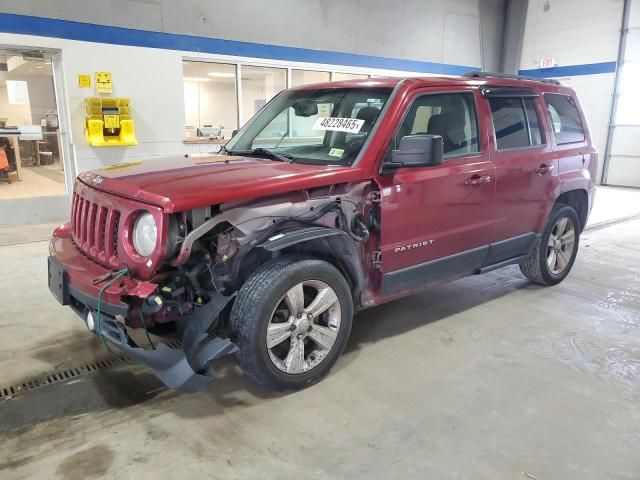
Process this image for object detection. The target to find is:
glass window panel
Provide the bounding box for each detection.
[333,73,369,81]
[227,87,392,166]
[241,66,286,126]
[523,98,543,145]
[543,93,585,144]
[0,56,65,200]
[489,97,530,150]
[291,70,330,87]
[182,61,238,139]
[394,93,479,157]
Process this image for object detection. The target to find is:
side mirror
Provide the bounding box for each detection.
[382,134,443,174]
[231,129,238,138]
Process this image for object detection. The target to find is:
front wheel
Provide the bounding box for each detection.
[520,204,580,286]
[230,257,353,391]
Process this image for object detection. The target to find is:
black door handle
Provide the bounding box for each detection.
[535,164,554,175]
[465,174,492,186]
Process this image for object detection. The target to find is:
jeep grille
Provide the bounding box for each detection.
[71,191,122,269]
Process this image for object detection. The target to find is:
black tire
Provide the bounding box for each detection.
[520,204,581,286]
[230,256,353,391]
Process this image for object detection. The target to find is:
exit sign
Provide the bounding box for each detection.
[540,58,556,69]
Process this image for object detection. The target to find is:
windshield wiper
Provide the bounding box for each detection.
[227,148,295,163]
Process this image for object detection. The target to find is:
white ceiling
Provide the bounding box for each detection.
[4,55,52,76]
[0,48,54,79]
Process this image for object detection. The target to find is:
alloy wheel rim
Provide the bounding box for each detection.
[546,216,576,275]
[266,279,342,375]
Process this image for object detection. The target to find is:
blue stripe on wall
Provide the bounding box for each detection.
[0,13,477,76]
[519,61,617,78]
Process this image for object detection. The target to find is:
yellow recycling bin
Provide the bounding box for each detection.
[84,97,137,147]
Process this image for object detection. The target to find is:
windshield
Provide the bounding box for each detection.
[225,87,393,166]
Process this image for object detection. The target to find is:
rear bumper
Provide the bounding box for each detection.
[48,227,238,392]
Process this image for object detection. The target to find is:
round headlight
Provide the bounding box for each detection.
[132,212,157,257]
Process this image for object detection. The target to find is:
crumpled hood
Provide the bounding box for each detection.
[78,154,362,212]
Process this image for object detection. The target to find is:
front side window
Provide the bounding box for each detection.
[392,93,480,157]
[489,97,544,150]
[543,94,585,144]
[226,87,392,166]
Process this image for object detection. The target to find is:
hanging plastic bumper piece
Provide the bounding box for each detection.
[98,293,237,392]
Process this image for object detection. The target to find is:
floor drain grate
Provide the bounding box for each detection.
[0,340,183,401]
[0,357,128,400]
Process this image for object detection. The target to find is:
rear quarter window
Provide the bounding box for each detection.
[543,93,585,144]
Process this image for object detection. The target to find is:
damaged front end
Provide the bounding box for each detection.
[97,293,237,392]
[54,181,375,393]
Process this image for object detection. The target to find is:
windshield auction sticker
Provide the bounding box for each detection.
[313,117,364,133]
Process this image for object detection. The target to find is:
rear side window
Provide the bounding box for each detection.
[488,97,544,150]
[543,94,585,144]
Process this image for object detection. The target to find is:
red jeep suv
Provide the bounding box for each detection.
[49,72,596,392]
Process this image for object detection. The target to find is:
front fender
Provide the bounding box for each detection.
[258,226,365,300]
[259,226,347,252]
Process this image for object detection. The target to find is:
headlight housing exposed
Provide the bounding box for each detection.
[132,212,157,257]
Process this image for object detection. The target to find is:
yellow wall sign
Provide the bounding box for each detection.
[78,74,91,88]
[95,71,113,93]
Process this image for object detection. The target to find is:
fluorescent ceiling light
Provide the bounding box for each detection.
[183,76,212,82]
[207,71,235,78]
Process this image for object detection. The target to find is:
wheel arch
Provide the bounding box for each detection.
[555,189,588,231]
[236,227,365,304]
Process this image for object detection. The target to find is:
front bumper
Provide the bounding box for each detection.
[96,296,237,392]
[48,231,238,392]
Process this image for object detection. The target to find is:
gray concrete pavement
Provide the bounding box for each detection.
[1,218,639,479]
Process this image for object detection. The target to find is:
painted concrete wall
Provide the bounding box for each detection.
[0,0,506,71]
[520,0,624,183]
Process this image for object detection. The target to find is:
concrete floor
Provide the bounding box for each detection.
[1,202,640,479]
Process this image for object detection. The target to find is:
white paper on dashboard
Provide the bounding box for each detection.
[312,117,364,134]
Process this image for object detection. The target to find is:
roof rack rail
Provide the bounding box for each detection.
[463,71,561,86]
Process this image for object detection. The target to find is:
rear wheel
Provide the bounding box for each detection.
[520,204,580,286]
[230,257,353,391]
